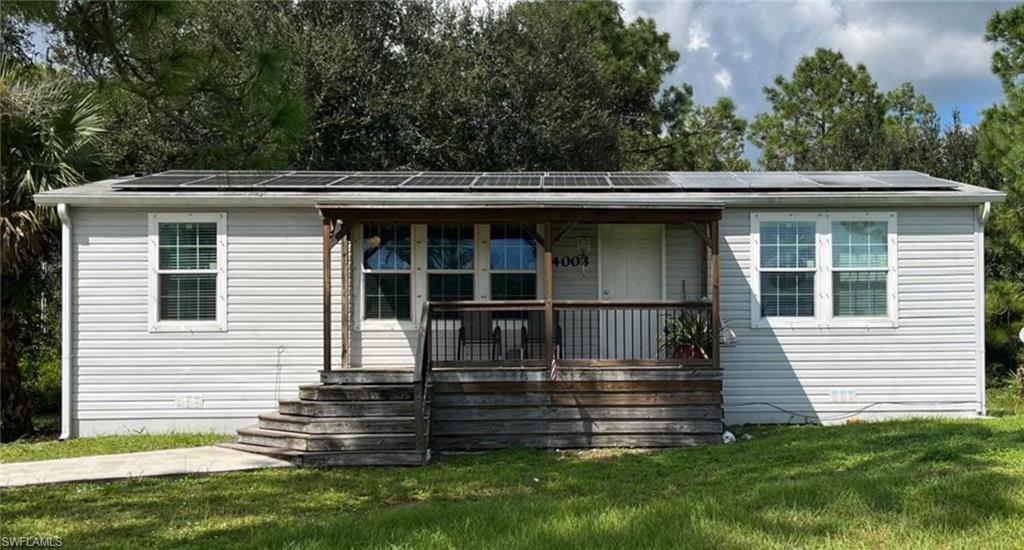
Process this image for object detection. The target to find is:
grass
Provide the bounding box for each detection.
[2,394,1023,549]
[0,432,232,464]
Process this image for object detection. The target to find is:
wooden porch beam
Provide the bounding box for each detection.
[552,221,577,247]
[688,221,713,250]
[543,221,555,368]
[519,223,546,250]
[322,219,333,372]
[320,207,722,225]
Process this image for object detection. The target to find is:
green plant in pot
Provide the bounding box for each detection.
[661,310,713,360]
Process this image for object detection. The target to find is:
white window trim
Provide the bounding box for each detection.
[359,223,414,328]
[148,212,227,333]
[750,211,898,329]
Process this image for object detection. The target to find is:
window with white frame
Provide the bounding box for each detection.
[831,220,889,317]
[362,224,412,320]
[757,219,818,318]
[489,224,537,300]
[148,213,226,331]
[427,224,475,302]
[751,212,897,327]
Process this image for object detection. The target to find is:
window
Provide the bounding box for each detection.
[758,220,817,318]
[363,224,412,320]
[148,213,226,332]
[427,224,475,302]
[490,224,537,300]
[751,212,897,328]
[831,219,891,318]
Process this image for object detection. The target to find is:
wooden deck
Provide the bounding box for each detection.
[228,366,723,465]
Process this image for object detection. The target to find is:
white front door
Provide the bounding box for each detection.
[599,225,663,358]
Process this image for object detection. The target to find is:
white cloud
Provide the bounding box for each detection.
[688,22,710,51]
[714,69,733,90]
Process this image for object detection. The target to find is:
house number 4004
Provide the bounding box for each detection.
[553,255,590,268]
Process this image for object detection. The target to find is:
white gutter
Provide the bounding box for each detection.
[975,203,988,416]
[57,204,74,439]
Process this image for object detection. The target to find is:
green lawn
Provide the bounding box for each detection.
[2,398,1023,549]
[0,432,232,464]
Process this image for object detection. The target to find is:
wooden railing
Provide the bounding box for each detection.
[412,303,432,461]
[425,300,716,368]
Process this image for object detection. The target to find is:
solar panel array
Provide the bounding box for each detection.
[111,170,961,192]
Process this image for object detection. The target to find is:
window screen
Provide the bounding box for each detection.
[832,221,888,317]
[157,222,218,321]
[759,221,816,317]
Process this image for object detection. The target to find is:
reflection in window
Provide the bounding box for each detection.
[760,221,816,317]
[363,224,412,319]
[832,221,888,317]
[428,225,474,302]
[490,225,537,301]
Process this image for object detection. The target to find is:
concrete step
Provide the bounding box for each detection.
[257,412,417,434]
[219,442,426,467]
[237,426,416,452]
[319,369,415,385]
[279,399,417,417]
[298,384,414,402]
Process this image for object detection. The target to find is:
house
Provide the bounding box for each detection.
[35,170,1005,465]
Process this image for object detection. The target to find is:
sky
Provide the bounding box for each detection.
[621,1,1010,155]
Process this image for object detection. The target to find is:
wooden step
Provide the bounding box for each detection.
[219,442,427,467]
[279,399,416,417]
[258,412,417,434]
[237,426,416,452]
[320,369,415,385]
[298,384,414,402]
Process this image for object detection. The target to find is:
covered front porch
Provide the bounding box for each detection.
[227,205,725,464]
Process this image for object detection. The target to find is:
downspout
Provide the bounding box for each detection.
[57,204,74,439]
[976,202,991,416]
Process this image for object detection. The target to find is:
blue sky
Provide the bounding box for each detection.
[622,1,1010,132]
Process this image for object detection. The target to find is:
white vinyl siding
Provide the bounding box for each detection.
[67,207,984,435]
[723,207,983,424]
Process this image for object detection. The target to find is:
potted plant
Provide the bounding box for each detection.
[661,310,713,360]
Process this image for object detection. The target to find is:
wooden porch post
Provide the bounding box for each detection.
[322,218,333,372]
[710,219,721,370]
[543,221,555,367]
[700,223,709,299]
[340,232,350,369]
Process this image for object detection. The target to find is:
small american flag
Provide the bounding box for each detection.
[549,358,560,381]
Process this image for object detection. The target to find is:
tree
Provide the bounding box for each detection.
[878,82,942,172]
[0,59,106,440]
[979,4,1024,379]
[749,48,887,170]
[38,0,307,172]
[628,86,750,170]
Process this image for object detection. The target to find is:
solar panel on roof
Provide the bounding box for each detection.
[263,174,349,188]
[864,172,955,189]
[801,173,890,188]
[474,174,543,188]
[328,173,414,187]
[181,174,281,188]
[608,174,676,188]
[401,174,478,187]
[675,173,748,190]
[111,174,210,189]
[740,173,821,189]
[544,174,611,188]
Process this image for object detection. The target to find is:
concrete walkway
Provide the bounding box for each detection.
[0,446,292,488]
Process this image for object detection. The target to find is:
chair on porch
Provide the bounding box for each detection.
[520,311,562,360]
[457,311,503,361]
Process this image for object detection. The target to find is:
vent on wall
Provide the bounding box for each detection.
[829,389,857,403]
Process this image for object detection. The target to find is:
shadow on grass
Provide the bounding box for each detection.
[2,417,1023,549]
